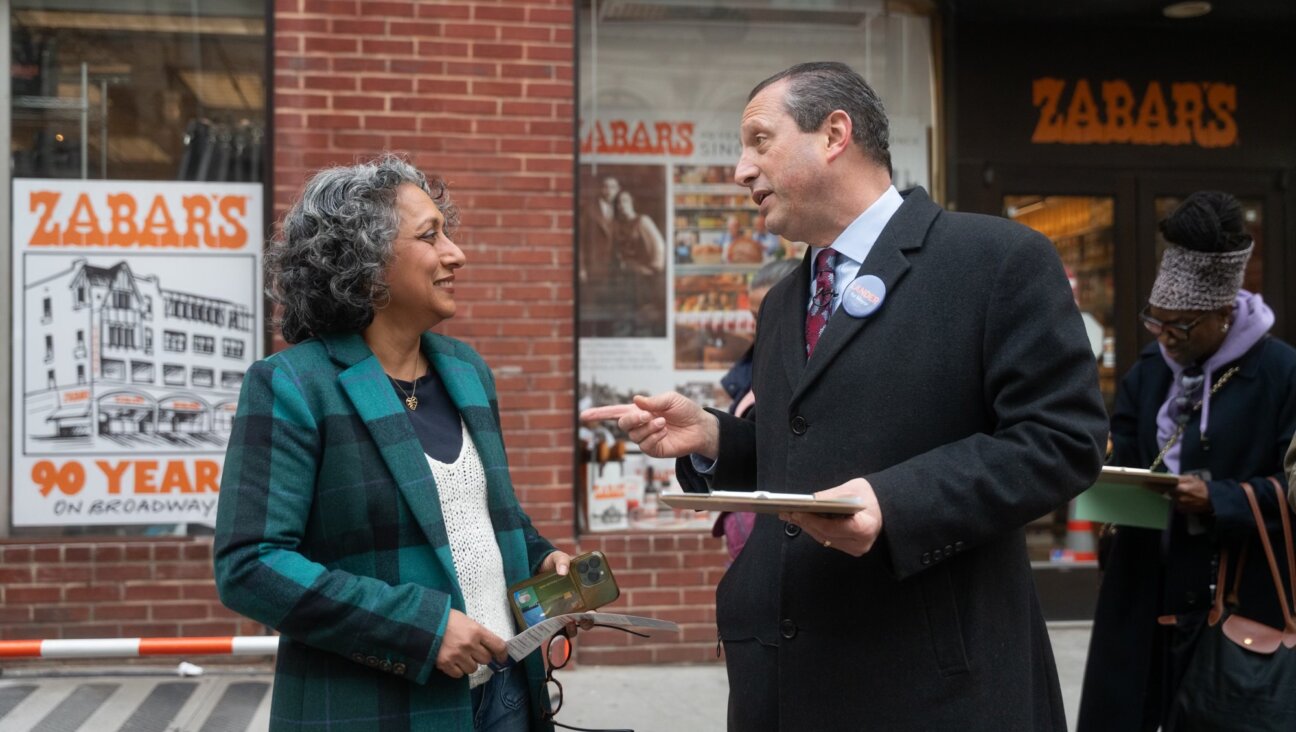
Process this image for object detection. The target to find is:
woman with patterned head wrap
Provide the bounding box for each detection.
[1078,191,1296,731]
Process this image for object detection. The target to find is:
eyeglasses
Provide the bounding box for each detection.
[1140,306,1212,340]
[543,625,647,732]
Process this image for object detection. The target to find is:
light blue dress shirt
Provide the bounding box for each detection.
[806,185,904,315]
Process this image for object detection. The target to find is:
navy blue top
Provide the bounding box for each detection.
[391,372,463,463]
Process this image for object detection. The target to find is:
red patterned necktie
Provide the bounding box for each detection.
[805,247,838,357]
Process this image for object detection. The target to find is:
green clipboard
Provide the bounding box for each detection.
[1073,467,1176,530]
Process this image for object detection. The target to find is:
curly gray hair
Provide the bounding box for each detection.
[268,154,459,343]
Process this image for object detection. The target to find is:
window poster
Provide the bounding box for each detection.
[10,179,263,526]
[577,113,807,533]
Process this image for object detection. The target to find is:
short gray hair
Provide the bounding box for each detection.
[268,154,459,343]
[750,62,891,174]
[751,258,799,291]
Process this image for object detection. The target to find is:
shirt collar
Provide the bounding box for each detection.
[821,185,903,265]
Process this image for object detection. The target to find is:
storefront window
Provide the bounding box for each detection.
[7,1,268,537]
[576,1,937,532]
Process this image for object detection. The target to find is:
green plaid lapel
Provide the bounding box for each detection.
[326,333,462,600]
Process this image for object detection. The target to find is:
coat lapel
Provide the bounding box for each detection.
[325,332,462,595]
[779,248,815,388]
[790,188,940,404]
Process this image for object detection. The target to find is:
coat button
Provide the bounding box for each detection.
[352,653,365,663]
[954,541,964,552]
[944,545,954,556]
[393,662,407,675]
[380,660,392,672]
[779,619,798,639]
[366,656,380,668]
[932,549,943,561]
[921,552,931,565]
[790,416,808,435]
[784,523,801,538]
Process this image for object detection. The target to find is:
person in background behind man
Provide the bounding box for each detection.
[712,257,800,562]
[582,62,1107,731]
[1077,191,1296,731]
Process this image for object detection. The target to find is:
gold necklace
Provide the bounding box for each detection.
[390,352,424,411]
[1149,365,1239,472]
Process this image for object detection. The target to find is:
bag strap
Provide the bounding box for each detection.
[1265,476,1296,614]
[1239,481,1296,631]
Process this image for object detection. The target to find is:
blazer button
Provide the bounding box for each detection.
[944,545,954,556]
[366,656,380,668]
[954,541,964,552]
[380,660,393,672]
[790,415,808,435]
[779,619,798,639]
[921,552,931,565]
[393,663,407,676]
[932,549,943,561]
[352,653,365,663]
[784,523,801,538]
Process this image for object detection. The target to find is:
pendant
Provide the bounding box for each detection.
[405,395,419,410]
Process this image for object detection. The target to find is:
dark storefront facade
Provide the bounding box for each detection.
[946,1,1296,616]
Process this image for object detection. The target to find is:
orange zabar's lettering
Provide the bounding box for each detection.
[63,194,105,246]
[216,195,249,248]
[29,191,62,245]
[107,193,140,247]
[26,190,252,248]
[1032,78,1238,147]
[579,119,695,156]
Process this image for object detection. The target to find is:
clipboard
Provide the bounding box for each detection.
[1098,466,1178,493]
[659,490,864,515]
[1073,467,1177,531]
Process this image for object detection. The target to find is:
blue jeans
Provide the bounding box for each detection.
[472,665,531,731]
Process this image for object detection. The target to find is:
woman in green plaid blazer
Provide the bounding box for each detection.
[215,156,568,731]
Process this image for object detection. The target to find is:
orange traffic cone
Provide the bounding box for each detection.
[1065,501,1098,561]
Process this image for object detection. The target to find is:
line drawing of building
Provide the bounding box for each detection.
[23,256,255,452]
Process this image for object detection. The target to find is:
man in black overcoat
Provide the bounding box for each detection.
[583,62,1108,731]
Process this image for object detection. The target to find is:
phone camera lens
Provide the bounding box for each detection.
[576,560,589,573]
[588,556,602,569]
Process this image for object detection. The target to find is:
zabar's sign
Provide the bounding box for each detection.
[1031,78,1237,148]
[11,178,263,527]
[580,118,695,157]
[20,187,252,249]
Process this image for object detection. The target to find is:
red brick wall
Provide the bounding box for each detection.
[273,0,578,544]
[0,0,729,668]
[0,538,259,645]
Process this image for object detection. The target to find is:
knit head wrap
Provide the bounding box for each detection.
[1148,190,1252,311]
[1148,241,1253,311]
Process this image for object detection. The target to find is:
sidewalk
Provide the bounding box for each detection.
[558,623,1092,732]
[0,624,1092,731]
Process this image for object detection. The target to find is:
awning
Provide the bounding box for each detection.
[45,404,90,421]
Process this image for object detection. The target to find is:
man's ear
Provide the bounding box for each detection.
[823,109,853,162]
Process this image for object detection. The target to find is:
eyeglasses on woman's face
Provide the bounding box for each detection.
[1139,306,1212,341]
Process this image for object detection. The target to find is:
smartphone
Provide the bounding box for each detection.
[507,551,620,629]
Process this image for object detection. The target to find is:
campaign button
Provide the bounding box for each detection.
[842,274,886,318]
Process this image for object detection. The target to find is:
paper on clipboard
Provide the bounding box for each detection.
[1073,467,1177,531]
[659,489,864,515]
